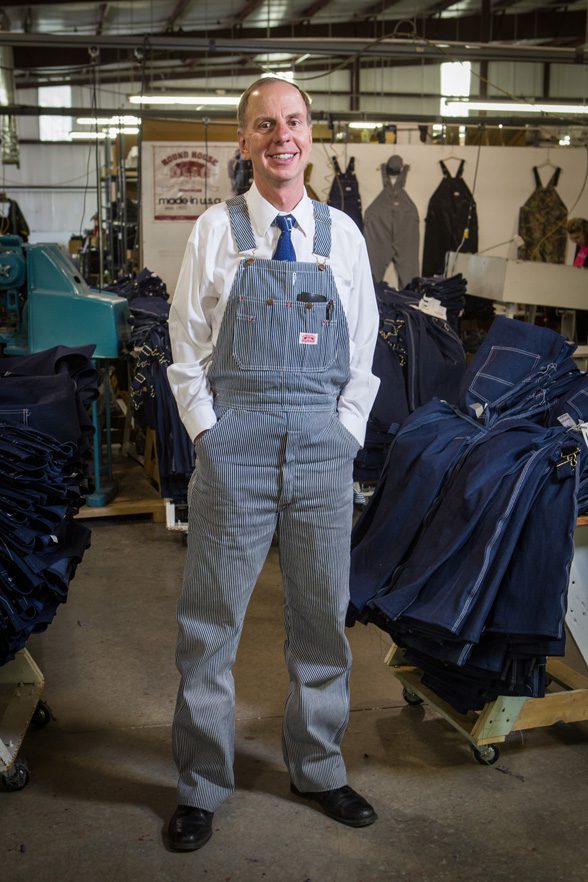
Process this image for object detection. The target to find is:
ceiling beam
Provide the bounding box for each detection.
[2,103,585,130]
[3,12,587,75]
[227,0,267,26]
[295,0,333,22]
[23,7,34,34]
[354,0,405,21]
[96,3,109,37]
[164,0,194,32]
[421,0,463,15]
[2,11,584,52]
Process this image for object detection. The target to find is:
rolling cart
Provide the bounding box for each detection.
[0,649,52,790]
[386,519,588,765]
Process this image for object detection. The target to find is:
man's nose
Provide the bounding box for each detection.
[274,119,291,140]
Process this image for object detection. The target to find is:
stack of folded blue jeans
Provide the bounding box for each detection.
[404,272,468,333]
[0,344,99,477]
[349,316,588,712]
[0,344,97,666]
[105,266,168,305]
[354,278,467,483]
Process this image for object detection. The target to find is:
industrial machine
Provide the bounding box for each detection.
[0,234,128,357]
[0,234,130,505]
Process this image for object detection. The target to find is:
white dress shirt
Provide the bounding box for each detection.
[167,182,380,445]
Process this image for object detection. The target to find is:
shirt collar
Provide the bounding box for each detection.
[245,181,314,241]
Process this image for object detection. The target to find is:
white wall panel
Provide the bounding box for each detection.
[142,140,588,294]
[487,62,543,98]
[550,65,588,100]
[1,143,99,243]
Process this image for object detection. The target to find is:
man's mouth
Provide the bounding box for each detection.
[269,152,297,160]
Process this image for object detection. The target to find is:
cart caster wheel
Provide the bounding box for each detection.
[32,700,52,729]
[472,744,499,766]
[3,759,30,791]
[402,687,424,706]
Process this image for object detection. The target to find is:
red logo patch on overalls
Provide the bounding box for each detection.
[299,333,319,345]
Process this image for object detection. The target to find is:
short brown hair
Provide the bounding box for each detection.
[237,77,312,129]
[567,217,588,237]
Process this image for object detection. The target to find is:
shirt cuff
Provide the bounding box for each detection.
[181,401,217,443]
[338,411,367,447]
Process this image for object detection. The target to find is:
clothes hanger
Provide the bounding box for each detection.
[385,154,404,175]
[440,151,464,163]
[536,151,557,170]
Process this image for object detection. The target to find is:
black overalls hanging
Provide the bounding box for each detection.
[422,160,478,277]
[327,156,364,232]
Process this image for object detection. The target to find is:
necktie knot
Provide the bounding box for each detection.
[272,214,297,261]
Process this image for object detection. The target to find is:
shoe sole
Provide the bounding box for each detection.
[321,809,378,828]
[290,786,377,828]
[167,828,213,852]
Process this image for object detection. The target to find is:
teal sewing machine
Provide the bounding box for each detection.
[0,235,130,505]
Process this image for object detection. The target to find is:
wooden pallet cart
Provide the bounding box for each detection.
[386,520,588,765]
[0,650,51,790]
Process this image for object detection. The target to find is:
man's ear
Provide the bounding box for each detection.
[238,130,249,159]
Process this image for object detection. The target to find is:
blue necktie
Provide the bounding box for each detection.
[272,214,297,261]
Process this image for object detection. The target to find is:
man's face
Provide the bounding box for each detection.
[238,81,312,198]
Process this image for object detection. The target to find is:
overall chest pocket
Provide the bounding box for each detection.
[233,297,338,372]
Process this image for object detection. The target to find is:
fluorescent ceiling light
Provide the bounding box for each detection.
[76,115,141,126]
[442,99,588,115]
[107,127,140,136]
[70,131,107,140]
[129,94,240,106]
[261,70,294,81]
[348,121,383,129]
[69,127,139,140]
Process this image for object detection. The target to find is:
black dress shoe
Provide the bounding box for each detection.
[167,805,214,851]
[290,784,377,827]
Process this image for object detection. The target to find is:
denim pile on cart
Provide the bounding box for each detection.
[0,345,99,477]
[107,269,195,503]
[354,277,466,483]
[0,346,97,665]
[106,266,168,302]
[349,316,588,713]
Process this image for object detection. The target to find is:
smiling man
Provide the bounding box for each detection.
[166,76,380,852]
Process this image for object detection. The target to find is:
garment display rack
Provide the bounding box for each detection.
[0,649,51,790]
[387,519,588,765]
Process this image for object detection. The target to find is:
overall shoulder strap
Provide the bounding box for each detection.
[226,195,257,252]
[395,164,409,189]
[311,200,332,258]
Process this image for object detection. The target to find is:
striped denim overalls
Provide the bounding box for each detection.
[173,196,361,811]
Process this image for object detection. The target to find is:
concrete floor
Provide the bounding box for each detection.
[3,517,588,882]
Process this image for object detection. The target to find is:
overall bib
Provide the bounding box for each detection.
[173,195,360,811]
